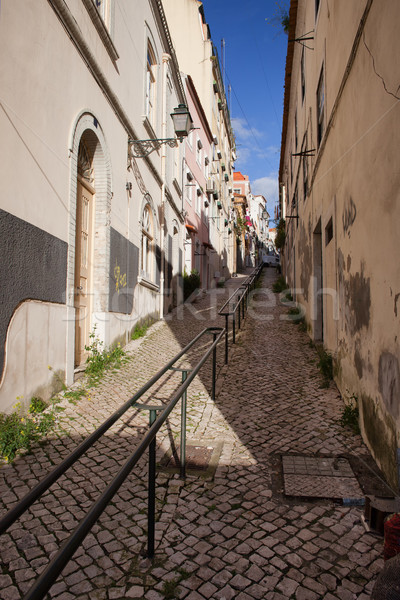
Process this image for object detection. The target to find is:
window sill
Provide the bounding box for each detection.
[142,116,158,140]
[173,178,182,196]
[138,276,159,293]
[81,0,119,62]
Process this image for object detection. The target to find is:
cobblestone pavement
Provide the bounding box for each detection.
[0,268,391,599]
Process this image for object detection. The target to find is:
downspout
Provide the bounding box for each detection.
[160,53,171,320]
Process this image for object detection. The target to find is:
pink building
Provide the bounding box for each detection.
[183,76,214,289]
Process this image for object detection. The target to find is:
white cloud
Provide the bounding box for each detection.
[232,117,263,141]
[251,174,279,214]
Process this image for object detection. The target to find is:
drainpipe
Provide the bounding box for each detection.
[159,53,171,320]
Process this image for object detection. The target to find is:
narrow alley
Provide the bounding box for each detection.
[0,268,390,600]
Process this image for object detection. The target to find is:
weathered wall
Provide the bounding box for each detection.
[280,0,400,488]
[0,209,67,381]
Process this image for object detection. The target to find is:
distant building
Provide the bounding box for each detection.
[279,0,400,488]
[163,0,236,283]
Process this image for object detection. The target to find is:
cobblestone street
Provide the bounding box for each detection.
[0,268,391,599]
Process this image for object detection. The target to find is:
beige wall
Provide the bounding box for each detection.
[0,0,185,413]
[280,0,400,488]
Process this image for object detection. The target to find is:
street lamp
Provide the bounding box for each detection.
[128,104,193,158]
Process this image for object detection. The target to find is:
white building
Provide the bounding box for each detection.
[0,0,188,413]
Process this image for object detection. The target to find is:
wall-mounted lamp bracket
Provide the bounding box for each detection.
[128,138,179,158]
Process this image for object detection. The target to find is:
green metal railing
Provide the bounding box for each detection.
[0,326,225,600]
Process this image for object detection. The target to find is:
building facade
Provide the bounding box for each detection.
[182,75,214,288]
[163,0,236,283]
[0,0,188,413]
[279,0,400,487]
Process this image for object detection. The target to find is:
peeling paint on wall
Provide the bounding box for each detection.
[394,292,400,317]
[378,352,400,420]
[340,262,371,336]
[361,393,398,491]
[342,196,357,236]
[354,339,364,378]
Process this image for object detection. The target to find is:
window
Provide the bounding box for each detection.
[196,187,202,216]
[301,48,305,103]
[204,156,210,179]
[145,42,157,129]
[317,67,325,146]
[325,217,333,245]
[186,171,193,205]
[95,0,111,27]
[196,137,202,166]
[303,155,308,200]
[141,205,154,280]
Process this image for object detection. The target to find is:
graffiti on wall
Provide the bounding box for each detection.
[114,262,127,294]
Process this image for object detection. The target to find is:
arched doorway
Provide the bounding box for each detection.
[67,113,111,383]
[74,137,96,366]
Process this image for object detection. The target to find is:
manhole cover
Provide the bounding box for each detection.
[166,445,213,471]
[282,455,363,500]
[160,440,223,479]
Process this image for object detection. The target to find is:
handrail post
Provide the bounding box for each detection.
[224,315,229,364]
[180,370,188,479]
[147,409,157,559]
[232,311,236,344]
[237,295,241,329]
[212,332,217,400]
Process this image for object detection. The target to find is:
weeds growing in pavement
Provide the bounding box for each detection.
[131,321,150,340]
[0,397,60,462]
[272,275,288,293]
[63,387,87,405]
[85,326,126,385]
[281,290,293,302]
[316,346,333,387]
[340,394,360,434]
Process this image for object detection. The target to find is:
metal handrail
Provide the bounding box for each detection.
[218,264,264,362]
[0,326,225,600]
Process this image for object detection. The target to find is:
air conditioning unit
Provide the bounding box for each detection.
[206,178,216,192]
[217,150,222,159]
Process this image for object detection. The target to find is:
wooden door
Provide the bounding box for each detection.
[74,178,94,367]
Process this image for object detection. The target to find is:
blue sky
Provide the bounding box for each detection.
[201,0,289,220]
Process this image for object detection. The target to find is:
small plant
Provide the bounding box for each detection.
[0,397,59,462]
[340,394,360,434]
[272,275,288,293]
[63,387,87,405]
[282,291,293,302]
[316,346,333,386]
[274,217,286,250]
[85,326,126,385]
[131,322,148,340]
[161,578,181,600]
[183,269,201,300]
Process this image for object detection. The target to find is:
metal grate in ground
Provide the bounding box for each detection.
[160,440,223,478]
[282,454,364,500]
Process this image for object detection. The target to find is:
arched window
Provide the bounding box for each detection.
[141,204,154,280]
[146,42,157,128]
